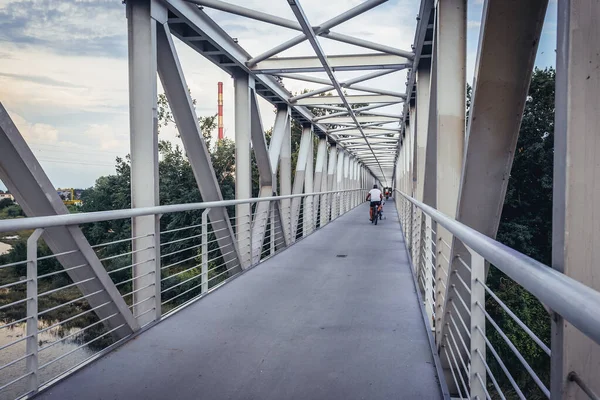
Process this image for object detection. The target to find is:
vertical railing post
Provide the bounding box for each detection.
[424,214,434,328]
[469,248,486,399]
[26,228,43,395]
[201,208,210,294]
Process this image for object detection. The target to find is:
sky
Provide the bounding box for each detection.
[0,0,558,191]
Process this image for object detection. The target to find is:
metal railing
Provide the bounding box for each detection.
[395,190,600,400]
[0,188,366,400]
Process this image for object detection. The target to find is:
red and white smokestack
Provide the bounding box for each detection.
[217,82,224,141]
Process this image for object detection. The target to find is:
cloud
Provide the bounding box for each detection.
[0,72,87,89]
[9,111,59,143]
[0,0,126,58]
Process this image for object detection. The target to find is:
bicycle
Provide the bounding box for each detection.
[371,202,382,225]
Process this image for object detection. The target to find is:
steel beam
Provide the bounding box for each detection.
[434,0,466,345]
[302,127,314,237]
[335,148,345,218]
[314,138,328,228]
[246,0,396,65]
[252,53,410,74]
[156,22,242,279]
[440,0,548,387]
[234,72,253,268]
[290,125,311,241]
[128,0,162,326]
[553,0,600,397]
[188,0,412,62]
[327,144,338,222]
[415,61,430,202]
[287,0,388,185]
[279,109,292,243]
[0,103,138,339]
[249,90,284,263]
[296,94,403,106]
[163,0,329,137]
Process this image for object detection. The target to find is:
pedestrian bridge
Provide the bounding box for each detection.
[2,0,600,399]
[35,204,444,400]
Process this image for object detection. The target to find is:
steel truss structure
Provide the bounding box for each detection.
[2,0,600,399]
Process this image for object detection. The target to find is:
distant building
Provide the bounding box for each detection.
[0,193,15,202]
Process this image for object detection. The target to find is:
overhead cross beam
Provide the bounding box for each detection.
[186,0,413,64]
[286,0,388,185]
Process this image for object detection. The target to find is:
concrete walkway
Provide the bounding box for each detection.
[38,204,442,400]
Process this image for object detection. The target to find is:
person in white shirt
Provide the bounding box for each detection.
[366,184,383,221]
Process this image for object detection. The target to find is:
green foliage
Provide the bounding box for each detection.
[487,68,555,399]
[0,197,14,209]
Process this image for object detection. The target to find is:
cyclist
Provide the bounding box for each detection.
[366,184,383,222]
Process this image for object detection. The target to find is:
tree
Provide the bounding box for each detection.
[0,197,14,209]
[487,68,555,399]
[157,92,218,149]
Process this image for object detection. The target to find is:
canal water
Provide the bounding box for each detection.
[0,321,94,400]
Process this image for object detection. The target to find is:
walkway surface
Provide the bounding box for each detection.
[38,204,442,400]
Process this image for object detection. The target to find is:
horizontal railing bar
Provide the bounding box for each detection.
[0,351,33,372]
[39,288,106,317]
[39,300,111,334]
[128,296,155,309]
[478,279,551,356]
[38,249,80,261]
[451,301,471,339]
[39,311,118,352]
[0,334,33,352]
[39,323,125,370]
[478,301,550,398]
[115,270,154,287]
[477,348,506,400]
[453,270,471,294]
[99,245,154,262]
[0,297,29,312]
[38,263,88,279]
[0,315,29,330]
[475,372,492,400]
[120,282,155,299]
[91,233,153,249]
[568,372,600,400]
[442,346,465,400]
[451,286,470,316]
[477,325,526,400]
[38,277,96,298]
[397,189,600,346]
[0,259,27,269]
[107,259,153,275]
[0,277,29,290]
[0,372,33,392]
[0,190,362,232]
[456,255,472,272]
[445,335,470,399]
[161,220,223,235]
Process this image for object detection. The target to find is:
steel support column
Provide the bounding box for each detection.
[553,0,600,397]
[234,71,253,268]
[441,0,548,387]
[433,0,466,344]
[313,138,327,228]
[335,148,345,218]
[156,21,241,279]
[279,109,292,243]
[128,0,161,325]
[291,124,311,240]
[327,143,338,222]
[303,127,314,237]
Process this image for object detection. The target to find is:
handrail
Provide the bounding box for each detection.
[0,189,363,233]
[395,189,600,346]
